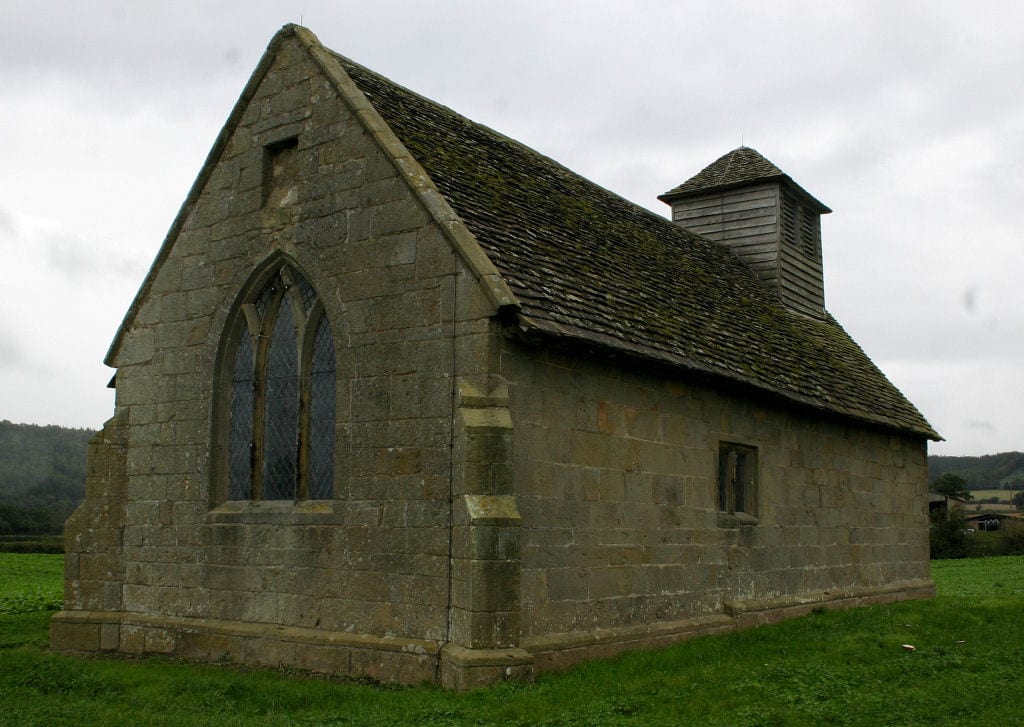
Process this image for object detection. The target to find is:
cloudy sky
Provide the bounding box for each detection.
[2,1,1021,456]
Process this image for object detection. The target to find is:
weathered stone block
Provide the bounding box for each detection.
[440,644,534,691]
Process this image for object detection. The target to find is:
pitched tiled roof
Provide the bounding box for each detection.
[332,53,938,439]
[660,146,831,213]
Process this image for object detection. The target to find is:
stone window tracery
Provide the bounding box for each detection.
[227,264,335,500]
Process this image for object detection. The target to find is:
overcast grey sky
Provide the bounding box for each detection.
[1,0,1021,456]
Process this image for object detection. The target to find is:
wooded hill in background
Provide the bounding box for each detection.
[928,451,1024,490]
[0,421,94,535]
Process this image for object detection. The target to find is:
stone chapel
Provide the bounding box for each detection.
[51,24,940,689]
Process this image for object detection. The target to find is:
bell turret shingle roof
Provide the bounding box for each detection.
[660,146,831,213]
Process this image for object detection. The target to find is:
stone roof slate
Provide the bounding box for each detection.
[101,27,933,439]
[660,146,831,213]
[330,50,937,439]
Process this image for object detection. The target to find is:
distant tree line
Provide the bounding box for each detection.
[0,420,94,535]
[928,451,1024,491]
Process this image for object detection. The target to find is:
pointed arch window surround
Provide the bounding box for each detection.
[227,264,335,501]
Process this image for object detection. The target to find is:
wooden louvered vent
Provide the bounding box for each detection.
[799,203,820,259]
[781,191,799,250]
[777,188,825,317]
[781,189,820,261]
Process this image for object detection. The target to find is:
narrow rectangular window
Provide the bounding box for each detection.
[734,449,747,513]
[718,448,730,512]
[717,442,758,523]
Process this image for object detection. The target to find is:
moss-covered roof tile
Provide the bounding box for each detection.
[333,53,938,440]
[660,146,831,213]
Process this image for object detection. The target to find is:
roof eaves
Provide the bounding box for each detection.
[514,313,941,441]
[659,173,832,214]
[306,41,933,441]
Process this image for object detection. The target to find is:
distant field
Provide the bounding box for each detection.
[0,535,64,554]
[970,488,1016,500]
[2,554,1024,725]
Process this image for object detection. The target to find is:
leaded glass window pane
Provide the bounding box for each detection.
[308,317,335,500]
[228,330,254,500]
[298,274,316,312]
[262,304,299,500]
[224,264,336,503]
[734,451,747,514]
[718,448,729,512]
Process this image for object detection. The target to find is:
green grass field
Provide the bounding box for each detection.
[2,553,1023,726]
[0,553,63,616]
[967,489,1015,501]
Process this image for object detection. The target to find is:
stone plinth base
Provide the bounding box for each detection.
[50,580,934,689]
[523,614,735,674]
[50,610,441,685]
[723,579,936,629]
[439,644,534,691]
[523,580,936,673]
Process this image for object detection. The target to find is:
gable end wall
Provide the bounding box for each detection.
[52,34,504,685]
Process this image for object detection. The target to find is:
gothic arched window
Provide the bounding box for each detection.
[227,264,335,500]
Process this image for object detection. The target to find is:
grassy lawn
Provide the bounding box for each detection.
[1,554,1022,726]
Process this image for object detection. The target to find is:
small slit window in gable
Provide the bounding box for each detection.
[263,136,299,208]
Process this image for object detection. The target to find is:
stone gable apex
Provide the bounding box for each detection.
[106,24,517,368]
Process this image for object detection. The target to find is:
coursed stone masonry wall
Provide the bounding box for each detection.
[501,340,931,670]
[54,411,129,629]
